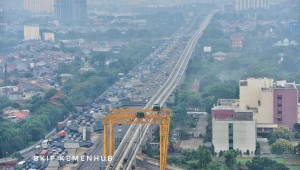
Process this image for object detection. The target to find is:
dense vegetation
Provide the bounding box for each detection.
[0,90,76,158]
[191,12,300,90]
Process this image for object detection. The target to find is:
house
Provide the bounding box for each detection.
[2,108,30,121]
[212,52,227,61]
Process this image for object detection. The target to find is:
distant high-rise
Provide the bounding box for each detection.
[23,0,54,14]
[73,0,87,21]
[24,24,40,40]
[0,0,22,11]
[0,7,3,22]
[54,0,87,24]
[235,0,269,11]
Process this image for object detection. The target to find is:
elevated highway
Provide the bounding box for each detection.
[107,12,215,170]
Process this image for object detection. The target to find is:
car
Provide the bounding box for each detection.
[58,148,63,153]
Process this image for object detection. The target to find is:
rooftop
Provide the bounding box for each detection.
[234,112,253,121]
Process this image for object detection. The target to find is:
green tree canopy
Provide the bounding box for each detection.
[197,147,212,169]
[268,126,291,144]
[246,157,289,170]
[271,138,293,154]
[223,150,239,169]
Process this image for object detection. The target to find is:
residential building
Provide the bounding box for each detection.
[54,0,87,24]
[23,0,54,14]
[235,0,269,11]
[3,108,30,121]
[231,34,244,49]
[212,110,256,154]
[43,32,55,42]
[212,52,227,61]
[24,25,40,40]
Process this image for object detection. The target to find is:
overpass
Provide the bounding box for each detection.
[107,12,215,170]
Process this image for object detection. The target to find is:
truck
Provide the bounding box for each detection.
[34,145,41,155]
[16,161,26,169]
[42,139,49,149]
[39,149,48,157]
[58,130,66,137]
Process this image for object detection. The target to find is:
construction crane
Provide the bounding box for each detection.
[102,107,172,170]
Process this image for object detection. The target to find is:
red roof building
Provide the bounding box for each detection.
[231,34,244,49]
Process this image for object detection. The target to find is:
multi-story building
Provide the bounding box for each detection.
[43,32,55,42]
[239,78,298,130]
[72,0,87,22]
[24,24,40,40]
[235,0,269,11]
[212,110,256,155]
[231,34,244,49]
[212,77,298,151]
[0,0,22,11]
[23,0,54,14]
[54,0,87,24]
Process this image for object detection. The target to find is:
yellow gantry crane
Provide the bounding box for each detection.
[102,107,172,170]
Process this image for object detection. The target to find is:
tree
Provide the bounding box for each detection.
[268,126,291,144]
[246,157,289,170]
[246,149,250,155]
[223,150,239,169]
[179,129,189,140]
[11,152,23,161]
[219,150,223,157]
[206,161,221,170]
[182,149,198,161]
[44,89,58,100]
[294,132,300,139]
[271,138,293,154]
[255,142,260,155]
[294,123,300,131]
[187,161,198,169]
[197,147,212,169]
[295,142,300,157]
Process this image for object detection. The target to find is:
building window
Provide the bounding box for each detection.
[278,106,282,111]
[228,123,233,150]
[277,118,282,122]
[277,95,282,99]
[277,99,282,105]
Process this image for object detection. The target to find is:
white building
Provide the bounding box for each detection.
[212,111,256,155]
[235,0,269,11]
[43,32,55,42]
[24,25,40,40]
